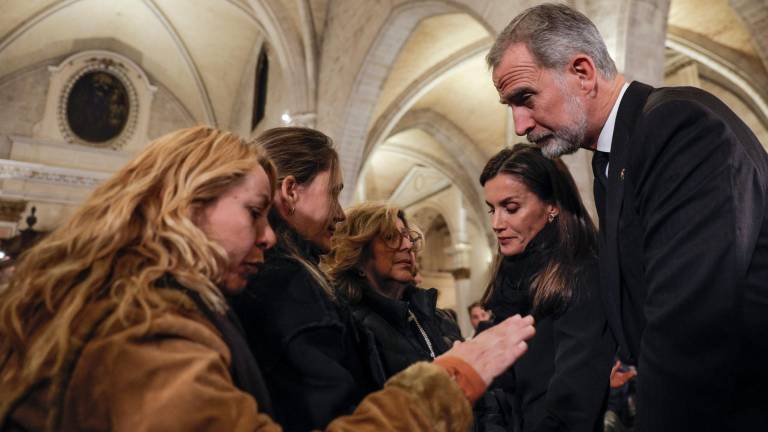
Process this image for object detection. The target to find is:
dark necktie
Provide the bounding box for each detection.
[592,150,610,186]
[592,151,610,230]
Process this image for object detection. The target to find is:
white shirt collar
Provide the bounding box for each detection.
[595,82,630,153]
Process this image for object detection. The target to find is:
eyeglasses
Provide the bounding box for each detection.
[383,229,423,251]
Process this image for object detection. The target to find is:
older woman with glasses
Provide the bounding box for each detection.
[327,202,463,378]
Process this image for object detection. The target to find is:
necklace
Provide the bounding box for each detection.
[407,309,436,359]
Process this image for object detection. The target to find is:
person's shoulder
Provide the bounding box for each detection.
[236,259,342,342]
[406,285,439,302]
[644,85,729,119]
[91,304,228,364]
[247,258,330,305]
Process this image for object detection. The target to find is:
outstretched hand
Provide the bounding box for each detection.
[442,314,535,385]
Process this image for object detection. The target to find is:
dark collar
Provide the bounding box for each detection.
[360,284,438,329]
[488,222,559,318]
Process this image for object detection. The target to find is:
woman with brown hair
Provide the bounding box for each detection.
[480,144,614,432]
[231,127,383,431]
[0,126,537,431]
[326,202,463,378]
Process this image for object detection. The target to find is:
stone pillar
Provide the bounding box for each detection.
[449,266,474,338]
[589,0,670,85]
[446,195,475,336]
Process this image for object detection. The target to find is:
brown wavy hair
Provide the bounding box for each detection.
[0,126,275,385]
[326,202,414,303]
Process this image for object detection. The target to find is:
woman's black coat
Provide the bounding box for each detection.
[348,283,463,378]
[232,255,385,432]
[486,225,615,432]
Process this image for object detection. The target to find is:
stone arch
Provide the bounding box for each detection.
[364,39,491,163]
[666,33,768,125]
[729,0,768,72]
[245,0,311,114]
[337,0,494,204]
[388,109,492,245]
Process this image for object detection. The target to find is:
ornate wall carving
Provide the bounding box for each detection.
[35,50,157,152]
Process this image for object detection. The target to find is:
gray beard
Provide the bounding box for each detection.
[529,78,588,159]
[530,124,584,159]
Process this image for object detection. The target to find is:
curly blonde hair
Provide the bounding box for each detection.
[326,202,417,303]
[0,126,275,384]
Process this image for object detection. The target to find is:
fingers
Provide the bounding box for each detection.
[510,340,529,362]
[499,314,536,342]
[610,368,638,388]
[438,314,537,385]
[610,361,621,375]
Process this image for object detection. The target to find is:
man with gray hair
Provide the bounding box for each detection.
[488,3,767,430]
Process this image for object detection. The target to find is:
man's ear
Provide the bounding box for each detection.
[570,54,597,94]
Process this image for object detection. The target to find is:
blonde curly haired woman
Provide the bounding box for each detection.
[0,126,535,431]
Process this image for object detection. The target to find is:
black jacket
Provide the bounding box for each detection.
[232,254,385,432]
[486,224,614,432]
[594,81,768,430]
[348,283,463,378]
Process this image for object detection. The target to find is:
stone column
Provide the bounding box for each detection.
[589,0,671,85]
[449,262,473,338]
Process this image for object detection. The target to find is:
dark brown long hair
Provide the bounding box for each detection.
[479,144,597,313]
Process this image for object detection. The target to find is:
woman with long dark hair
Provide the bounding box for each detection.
[480,144,614,432]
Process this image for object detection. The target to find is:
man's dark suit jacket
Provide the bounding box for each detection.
[593,81,768,431]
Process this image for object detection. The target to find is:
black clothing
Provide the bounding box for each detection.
[594,81,768,430]
[232,252,385,432]
[348,283,463,378]
[486,224,614,432]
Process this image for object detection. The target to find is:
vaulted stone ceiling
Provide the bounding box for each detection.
[361,12,499,205]
[669,0,757,59]
[0,0,264,128]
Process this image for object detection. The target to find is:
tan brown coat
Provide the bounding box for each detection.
[1,290,472,431]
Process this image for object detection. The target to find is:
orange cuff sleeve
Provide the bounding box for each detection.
[433,356,486,403]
